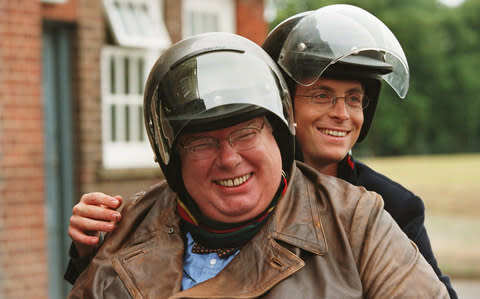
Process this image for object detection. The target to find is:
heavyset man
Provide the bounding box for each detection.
[67,32,448,298]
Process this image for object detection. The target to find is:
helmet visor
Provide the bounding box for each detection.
[278,4,409,98]
[149,51,293,165]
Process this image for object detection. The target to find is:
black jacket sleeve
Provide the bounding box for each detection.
[64,243,95,285]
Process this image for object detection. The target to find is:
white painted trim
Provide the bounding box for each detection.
[182,0,236,38]
[103,0,171,49]
[101,46,159,168]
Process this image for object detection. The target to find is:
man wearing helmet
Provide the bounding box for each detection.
[67,32,448,298]
[262,4,456,298]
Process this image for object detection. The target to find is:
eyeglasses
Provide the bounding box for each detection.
[296,89,369,110]
[180,117,267,160]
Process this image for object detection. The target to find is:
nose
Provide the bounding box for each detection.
[328,98,350,121]
[215,140,241,168]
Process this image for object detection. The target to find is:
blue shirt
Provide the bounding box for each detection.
[182,232,239,290]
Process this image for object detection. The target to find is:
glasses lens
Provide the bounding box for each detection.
[312,92,333,105]
[344,93,364,109]
[230,127,261,151]
[183,118,266,159]
[184,137,217,160]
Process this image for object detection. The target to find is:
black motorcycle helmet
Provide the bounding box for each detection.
[144,32,295,192]
[262,4,409,143]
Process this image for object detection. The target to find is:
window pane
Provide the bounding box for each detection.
[103,0,170,49]
[183,0,235,38]
[211,15,219,31]
[125,105,130,141]
[138,4,154,37]
[128,3,141,36]
[117,2,132,36]
[138,106,144,141]
[200,13,208,32]
[138,57,144,94]
[101,46,157,168]
[110,104,117,141]
[188,12,220,34]
[110,56,116,94]
[124,56,130,94]
[190,11,196,35]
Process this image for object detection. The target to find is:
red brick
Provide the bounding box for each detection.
[42,0,78,22]
[236,0,269,45]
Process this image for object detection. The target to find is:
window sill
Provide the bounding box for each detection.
[97,167,164,181]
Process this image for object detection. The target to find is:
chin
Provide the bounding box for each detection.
[318,149,348,161]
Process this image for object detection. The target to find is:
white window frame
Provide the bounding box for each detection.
[101,0,170,169]
[182,0,236,37]
[103,0,171,49]
[101,47,159,169]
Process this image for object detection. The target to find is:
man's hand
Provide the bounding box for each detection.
[68,192,122,257]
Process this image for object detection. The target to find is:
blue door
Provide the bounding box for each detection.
[42,23,75,299]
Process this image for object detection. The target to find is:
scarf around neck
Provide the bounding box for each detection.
[177,174,288,249]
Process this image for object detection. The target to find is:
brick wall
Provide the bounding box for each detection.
[42,0,78,22]
[236,0,269,45]
[75,0,105,196]
[0,1,48,298]
[0,1,269,297]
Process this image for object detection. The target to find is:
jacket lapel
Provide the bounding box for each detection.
[170,228,305,298]
[112,235,185,299]
[111,190,186,299]
[272,164,328,256]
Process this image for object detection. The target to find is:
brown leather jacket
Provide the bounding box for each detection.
[68,162,448,298]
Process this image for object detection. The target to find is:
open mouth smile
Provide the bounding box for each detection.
[215,173,252,187]
[319,128,348,137]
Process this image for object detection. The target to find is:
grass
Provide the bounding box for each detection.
[360,153,480,278]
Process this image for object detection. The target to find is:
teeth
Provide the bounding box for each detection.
[216,173,251,187]
[321,129,347,137]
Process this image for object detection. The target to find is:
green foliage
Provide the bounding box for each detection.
[271,0,480,156]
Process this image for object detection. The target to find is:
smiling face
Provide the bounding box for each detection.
[179,117,282,223]
[294,78,365,176]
